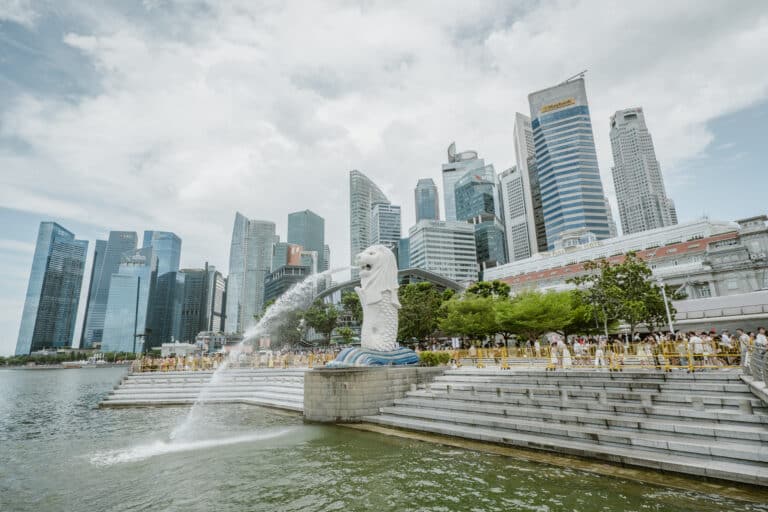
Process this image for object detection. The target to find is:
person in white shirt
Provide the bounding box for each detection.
[756,327,767,348]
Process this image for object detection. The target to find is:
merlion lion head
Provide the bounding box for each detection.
[356,245,400,307]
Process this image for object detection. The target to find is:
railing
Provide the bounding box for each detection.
[746,347,767,386]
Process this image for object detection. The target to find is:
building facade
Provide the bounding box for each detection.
[16,222,88,355]
[398,238,410,270]
[79,239,106,348]
[142,231,182,349]
[101,247,157,353]
[287,210,325,271]
[82,231,138,348]
[610,107,677,235]
[414,178,440,222]
[498,167,532,262]
[441,142,487,221]
[528,77,612,249]
[370,203,402,249]
[349,170,390,275]
[484,216,768,302]
[264,265,313,305]
[225,213,277,333]
[322,245,330,272]
[178,268,207,343]
[408,220,478,283]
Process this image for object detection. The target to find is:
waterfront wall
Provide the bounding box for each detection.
[304,366,445,423]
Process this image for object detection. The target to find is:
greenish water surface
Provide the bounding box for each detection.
[0,367,765,512]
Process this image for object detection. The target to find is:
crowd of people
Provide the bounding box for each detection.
[132,327,767,373]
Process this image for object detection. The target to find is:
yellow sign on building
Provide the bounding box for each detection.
[541,97,576,113]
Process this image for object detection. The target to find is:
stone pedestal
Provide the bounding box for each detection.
[303,366,445,423]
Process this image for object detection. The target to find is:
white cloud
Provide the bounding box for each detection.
[1,0,767,285]
[0,0,36,27]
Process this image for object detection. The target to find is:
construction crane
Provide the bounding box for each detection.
[560,70,588,84]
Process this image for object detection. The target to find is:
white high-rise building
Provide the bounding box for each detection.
[610,107,677,235]
[441,142,486,222]
[370,203,401,249]
[498,166,533,262]
[408,220,478,283]
[225,213,277,333]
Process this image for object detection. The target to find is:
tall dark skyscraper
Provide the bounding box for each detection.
[143,231,183,348]
[287,210,325,270]
[82,230,138,348]
[529,76,612,249]
[414,178,439,222]
[16,222,88,355]
[79,239,106,348]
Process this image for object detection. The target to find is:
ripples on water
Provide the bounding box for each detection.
[1,368,766,512]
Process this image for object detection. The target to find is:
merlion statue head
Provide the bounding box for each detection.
[355,245,400,307]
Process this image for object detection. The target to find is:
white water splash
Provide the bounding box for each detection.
[168,267,349,441]
[90,429,293,466]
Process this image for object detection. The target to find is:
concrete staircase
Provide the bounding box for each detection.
[364,368,768,486]
[100,369,306,412]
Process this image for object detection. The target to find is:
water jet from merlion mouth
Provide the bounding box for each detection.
[168,266,349,441]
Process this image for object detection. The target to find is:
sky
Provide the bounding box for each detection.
[1,0,767,355]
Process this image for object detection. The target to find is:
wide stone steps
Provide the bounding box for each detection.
[424,382,765,412]
[99,369,306,411]
[390,398,768,443]
[364,414,768,486]
[365,369,768,486]
[404,389,768,425]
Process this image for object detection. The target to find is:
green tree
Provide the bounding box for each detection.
[495,290,575,341]
[336,326,355,344]
[439,295,498,343]
[303,300,339,344]
[340,290,363,324]
[465,280,511,299]
[398,282,446,343]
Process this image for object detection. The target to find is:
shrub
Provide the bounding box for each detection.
[418,351,451,366]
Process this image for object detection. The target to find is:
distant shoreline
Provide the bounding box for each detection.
[1,363,131,370]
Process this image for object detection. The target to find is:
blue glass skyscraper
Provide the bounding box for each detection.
[529,76,612,249]
[101,247,157,353]
[287,210,325,271]
[414,178,439,222]
[82,231,138,347]
[143,231,182,348]
[16,222,88,355]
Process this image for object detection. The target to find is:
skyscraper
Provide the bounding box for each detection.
[454,165,507,270]
[287,210,325,270]
[414,178,439,222]
[225,213,277,333]
[408,220,478,283]
[101,247,157,353]
[441,142,487,221]
[498,112,547,262]
[322,245,330,272]
[178,268,208,343]
[349,170,390,275]
[529,76,612,249]
[142,231,182,349]
[610,107,677,234]
[370,203,402,249]
[79,239,105,348]
[142,231,181,276]
[82,231,138,347]
[16,222,88,355]
[397,238,410,270]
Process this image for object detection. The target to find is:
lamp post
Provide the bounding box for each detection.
[657,277,675,336]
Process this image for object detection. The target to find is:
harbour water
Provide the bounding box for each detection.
[1,367,766,512]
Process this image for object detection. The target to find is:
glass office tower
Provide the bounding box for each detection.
[528,77,612,249]
[82,231,138,347]
[414,178,439,222]
[349,170,390,277]
[225,213,277,333]
[143,231,182,348]
[101,247,157,353]
[16,222,88,354]
[441,142,487,221]
[370,203,402,249]
[287,210,325,271]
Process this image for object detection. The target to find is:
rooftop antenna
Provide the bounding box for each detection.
[560,70,588,84]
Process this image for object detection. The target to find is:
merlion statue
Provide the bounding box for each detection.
[356,245,400,352]
[326,245,418,367]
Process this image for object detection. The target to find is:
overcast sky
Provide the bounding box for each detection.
[1,0,768,355]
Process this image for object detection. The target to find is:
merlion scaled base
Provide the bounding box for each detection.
[327,245,419,368]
